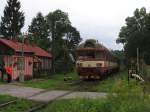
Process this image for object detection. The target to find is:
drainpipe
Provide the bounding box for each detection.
[19,33,25,82]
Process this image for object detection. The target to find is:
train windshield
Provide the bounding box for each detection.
[77,51,104,60]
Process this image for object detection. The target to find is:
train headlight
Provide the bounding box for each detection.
[96,63,102,67]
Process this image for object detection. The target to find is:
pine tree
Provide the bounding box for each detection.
[0,0,25,38]
[28,12,50,50]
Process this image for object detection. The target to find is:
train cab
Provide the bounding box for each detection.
[76,39,119,79]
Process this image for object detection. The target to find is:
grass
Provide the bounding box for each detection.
[39,98,150,112]
[146,65,150,76]
[0,74,147,112]
[93,70,128,92]
[0,95,40,112]
[0,79,5,84]
[1,70,149,112]
[0,95,16,104]
[0,81,3,84]
[22,72,80,90]
[21,70,128,92]
[40,92,150,112]
[39,80,150,112]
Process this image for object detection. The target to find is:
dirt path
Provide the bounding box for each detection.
[0,84,107,102]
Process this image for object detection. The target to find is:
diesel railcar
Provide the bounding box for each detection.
[76,39,119,79]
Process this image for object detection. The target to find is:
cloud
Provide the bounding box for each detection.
[0,0,150,50]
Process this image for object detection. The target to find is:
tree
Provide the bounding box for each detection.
[28,12,50,50]
[46,9,82,73]
[0,0,25,38]
[47,10,71,48]
[65,25,82,50]
[117,7,150,64]
[46,10,70,73]
[112,50,124,61]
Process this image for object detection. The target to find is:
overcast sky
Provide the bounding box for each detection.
[0,0,150,50]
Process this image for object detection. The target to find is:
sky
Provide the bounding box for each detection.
[0,0,150,50]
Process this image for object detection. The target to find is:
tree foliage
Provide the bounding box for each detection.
[112,50,124,61]
[47,10,70,59]
[117,7,150,64]
[28,10,81,73]
[65,25,82,50]
[46,10,82,73]
[28,12,50,50]
[0,0,25,38]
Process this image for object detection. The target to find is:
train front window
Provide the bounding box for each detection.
[78,51,95,59]
[78,51,105,60]
[95,51,104,60]
[87,51,95,58]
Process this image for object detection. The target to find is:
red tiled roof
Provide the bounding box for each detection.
[0,38,52,58]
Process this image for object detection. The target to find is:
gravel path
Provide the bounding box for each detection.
[0,84,107,102]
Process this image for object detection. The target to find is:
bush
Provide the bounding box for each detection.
[106,80,150,112]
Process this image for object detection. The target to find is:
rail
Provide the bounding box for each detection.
[0,100,17,108]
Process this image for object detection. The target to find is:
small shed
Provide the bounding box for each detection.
[0,38,52,80]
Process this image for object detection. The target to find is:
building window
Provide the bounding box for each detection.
[17,57,25,70]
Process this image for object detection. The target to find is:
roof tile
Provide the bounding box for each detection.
[0,38,52,58]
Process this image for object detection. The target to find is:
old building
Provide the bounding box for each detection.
[0,38,52,80]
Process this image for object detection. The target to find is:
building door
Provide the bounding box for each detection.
[33,56,41,78]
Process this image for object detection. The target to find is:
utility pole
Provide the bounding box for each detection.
[19,33,25,82]
[51,21,55,74]
[137,48,140,73]
[51,20,60,74]
[135,17,143,74]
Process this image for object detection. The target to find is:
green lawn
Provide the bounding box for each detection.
[39,93,150,112]
[0,80,5,84]
[93,70,128,92]
[146,66,150,76]
[39,80,150,112]
[0,95,40,112]
[0,95,16,104]
[40,99,150,112]
[0,72,149,112]
[21,70,128,92]
[2,91,149,112]
[22,72,80,90]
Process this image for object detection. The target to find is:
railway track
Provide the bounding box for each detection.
[25,80,85,112]
[0,100,17,108]
[0,80,91,112]
[25,91,74,112]
[5,80,78,112]
[25,80,99,112]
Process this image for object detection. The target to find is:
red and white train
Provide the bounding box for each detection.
[76,39,119,79]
